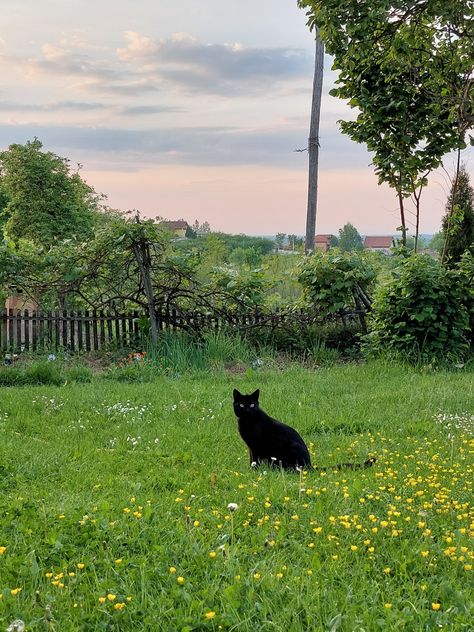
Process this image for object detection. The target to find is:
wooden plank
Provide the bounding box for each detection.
[92,310,99,351]
[85,311,91,352]
[77,311,84,352]
[99,311,106,349]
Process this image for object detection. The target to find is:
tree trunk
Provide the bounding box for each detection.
[397,186,407,248]
[132,239,158,347]
[305,31,324,254]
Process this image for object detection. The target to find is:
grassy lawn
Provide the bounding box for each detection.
[0,362,473,630]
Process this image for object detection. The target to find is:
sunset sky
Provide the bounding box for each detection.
[1,0,472,236]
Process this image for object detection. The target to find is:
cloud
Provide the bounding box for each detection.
[0,100,107,112]
[116,31,312,95]
[0,100,180,116]
[0,32,312,98]
[0,122,370,171]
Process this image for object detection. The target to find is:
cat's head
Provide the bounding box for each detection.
[233,389,260,416]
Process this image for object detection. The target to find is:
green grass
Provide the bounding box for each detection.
[0,362,473,630]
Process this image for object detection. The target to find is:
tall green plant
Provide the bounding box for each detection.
[366,255,470,362]
[298,251,374,331]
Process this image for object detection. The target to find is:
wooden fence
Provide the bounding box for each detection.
[0,308,363,353]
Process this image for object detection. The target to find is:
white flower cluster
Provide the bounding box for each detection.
[31,396,65,412]
[104,400,150,422]
[434,412,474,438]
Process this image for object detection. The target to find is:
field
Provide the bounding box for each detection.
[0,362,473,631]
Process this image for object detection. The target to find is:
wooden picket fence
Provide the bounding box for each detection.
[0,309,144,353]
[0,308,271,353]
[0,307,364,353]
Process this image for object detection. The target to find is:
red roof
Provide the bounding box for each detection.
[315,234,333,244]
[364,236,393,249]
[160,220,189,230]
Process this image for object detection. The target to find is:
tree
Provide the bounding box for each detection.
[441,164,474,264]
[0,139,100,245]
[275,233,286,250]
[338,223,363,252]
[299,1,474,248]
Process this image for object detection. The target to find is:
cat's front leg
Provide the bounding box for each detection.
[249,448,255,466]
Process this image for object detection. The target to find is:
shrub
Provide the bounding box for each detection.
[0,366,25,386]
[24,361,63,385]
[365,255,470,362]
[65,366,93,383]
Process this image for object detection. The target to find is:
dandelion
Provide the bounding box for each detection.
[209,551,217,559]
[77,563,85,570]
[421,551,429,558]
[193,520,200,527]
[383,567,391,574]
[384,603,392,609]
[227,503,238,512]
[98,597,106,604]
[431,603,441,611]
[6,621,25,632]
[114,602,126,610]
[10,588,22,596]
[253,573,261,580]
[0,546,7,554]
[169,566,177,573]
[177,576,185,585]
[107,593,117,602]
[204,611,216,620]
[276,572,283,579]
[115,558,123,565]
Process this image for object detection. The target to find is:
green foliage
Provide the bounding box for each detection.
[0,139,100,245]
[274,232,286,249]
[0,361,63,386]
[457,249,474,342]
[209,267,267,311]
[366,255,471,362]
[65,366,94,383]
[298,251,375,316]
[298,0,474,238]
[442,165,474,264]
[338,223,363,252]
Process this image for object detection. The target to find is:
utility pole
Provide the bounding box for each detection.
[304,30,324,254]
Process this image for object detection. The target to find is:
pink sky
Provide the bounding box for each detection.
[1,0,472,236]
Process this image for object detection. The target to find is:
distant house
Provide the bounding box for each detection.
[4,286,38,314]
[159,220,189,238]
[314,234,334,252]
[364,236,394,254]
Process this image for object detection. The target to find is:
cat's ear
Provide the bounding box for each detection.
[250,389,260,401]
[233,389,242,400]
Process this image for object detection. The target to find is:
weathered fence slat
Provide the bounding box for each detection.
[1,307,366,354]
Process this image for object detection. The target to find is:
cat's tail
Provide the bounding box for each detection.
[313,457,376,472]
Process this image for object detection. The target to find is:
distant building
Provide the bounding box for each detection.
[314,234,334,252]
[159,220,189,238]
[364,236,394,254]
[4,286,38,314]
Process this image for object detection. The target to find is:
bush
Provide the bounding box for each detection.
[298,250,375,316]
[65,366,93,383]
[365,255,470,362]
[0,361,63,386]
[24,361,63,385]
[0,366,25,386]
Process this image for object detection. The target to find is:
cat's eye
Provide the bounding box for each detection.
[249,403,255,408]
[239,403,244,408]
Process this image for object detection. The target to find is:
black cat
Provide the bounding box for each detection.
[233,389,375,471]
